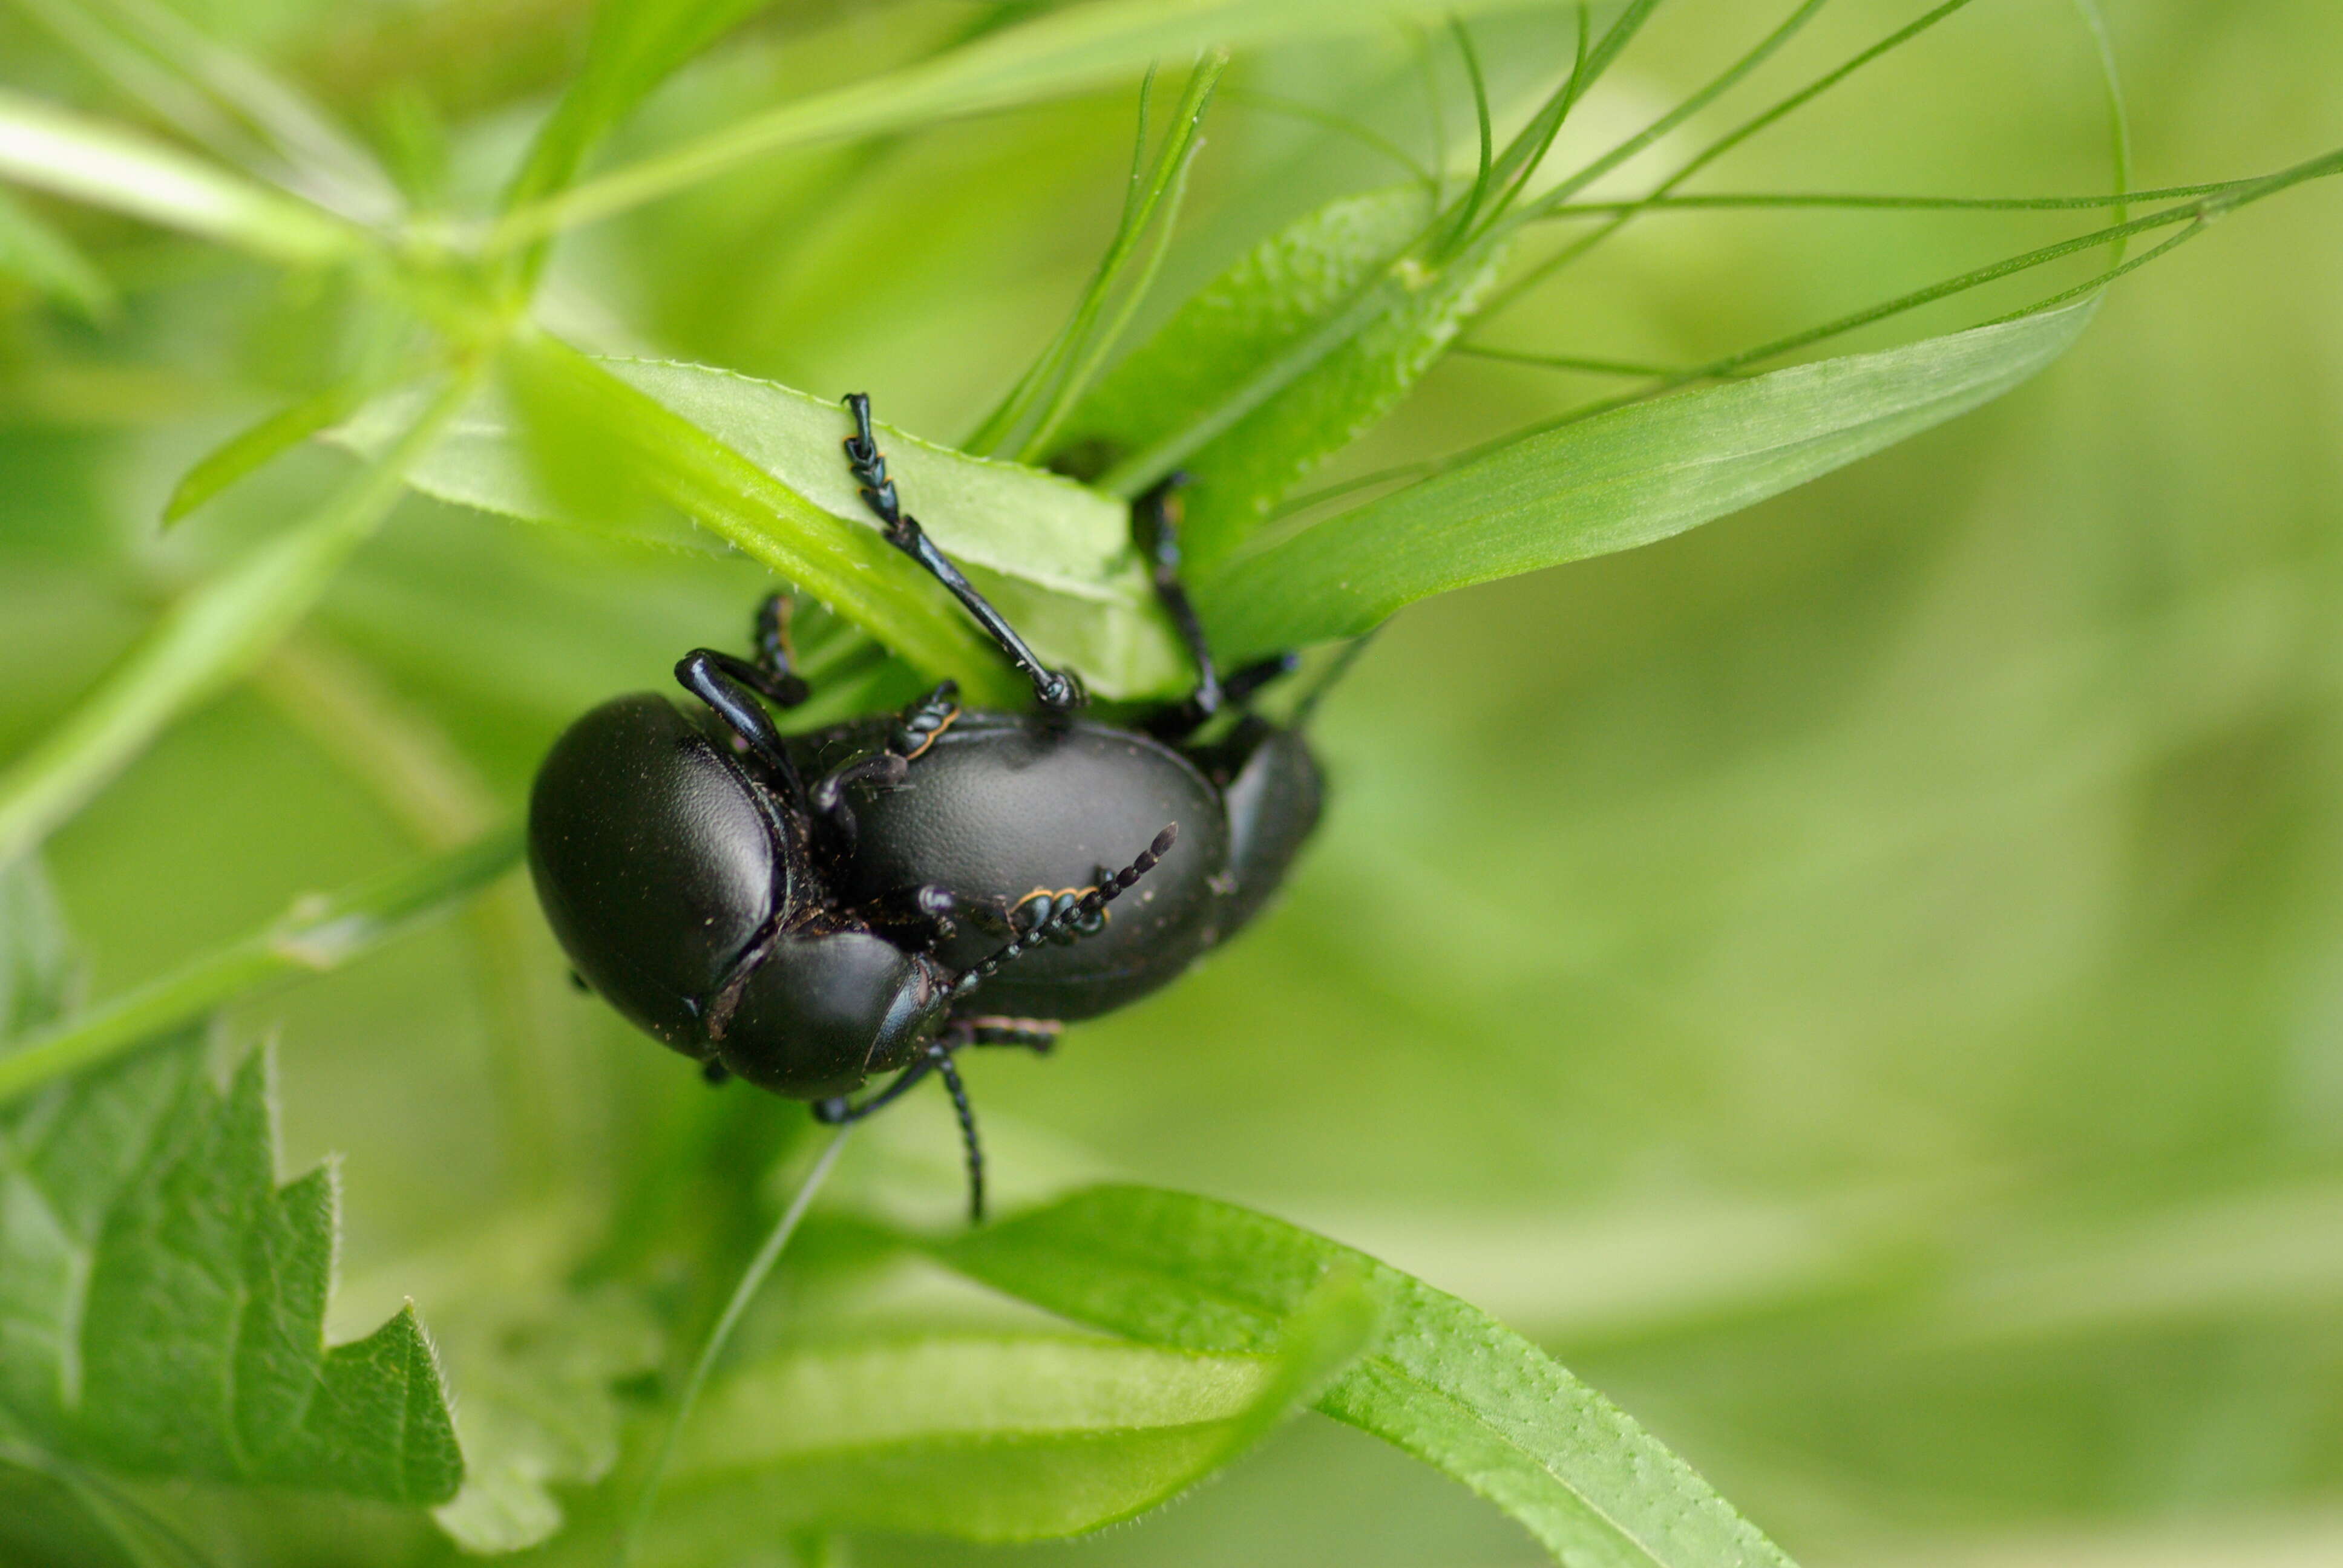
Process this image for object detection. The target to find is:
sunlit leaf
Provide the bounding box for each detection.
[928,1185,1799,1568]
[644,1268,1374,1552]
[0,88,357,263]
[1198,302,2097,659]
[335,348,1188,701]
[162,383,365,524]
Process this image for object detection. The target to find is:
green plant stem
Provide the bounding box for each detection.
[1509,0,1829,232]
[1529,180,2239,215]
[617,1126,854,1568]
[0,372,471,867]
[0,825,521,1108]
[0,86,359,263]
[1274,143,2343,518]
[1486,0,1980,318]
[1453,343,1747,377]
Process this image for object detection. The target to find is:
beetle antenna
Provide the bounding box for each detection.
[930,1045,985,1223]
[948,825,1179,999]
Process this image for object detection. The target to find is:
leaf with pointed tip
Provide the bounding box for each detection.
[643,1268,1375,1553]
[162,383,363,524]
[1198,302,2097,661]
[0,858,76,1043]
[925,1185,1800,1568]
[0,1039,464,1506]
[1067,186,1510,571]
[335,350,1188,701]
[1,898,460,1508]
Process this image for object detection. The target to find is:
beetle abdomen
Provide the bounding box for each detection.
[529,694,790,1050]
[813,714,1232,1019]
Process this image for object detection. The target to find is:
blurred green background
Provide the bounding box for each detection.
[5,1,2343,1564]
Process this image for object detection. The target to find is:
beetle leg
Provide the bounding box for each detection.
[675,650,811,812]
[1132,477,1302,739]
[808,750,909,851]
[810,1032,990,1221]
[867,883,1011,944]
[749,592,813,702]
[959,1016,1061,1054]
[842,392,1081,712]
[891,681,960,759]
[1133,474,1223,730]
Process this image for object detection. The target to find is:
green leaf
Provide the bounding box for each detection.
[0,828,521,1112]
[1198,302,2097,660]
[0,858,76,1046]
[0,374,471,868]
[162,383,364,524]
[497,0,781,292]
[0,1032,462,1506]
[926,1186,1798,1568]
[499,0,1619,244]
[0,88,358,263]
[430,1279,663,1553]
[1069,186,1509,570]
[0,188,115,322]
[644,1269,1375,1552]
[336,348,1187,701]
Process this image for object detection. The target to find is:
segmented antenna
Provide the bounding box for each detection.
[931,1047,985,1223]
[946,824,1179,1001]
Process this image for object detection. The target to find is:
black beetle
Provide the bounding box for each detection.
[529,394,1323,1218]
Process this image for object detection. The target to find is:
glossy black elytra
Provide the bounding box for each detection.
[528,394,1323,1220]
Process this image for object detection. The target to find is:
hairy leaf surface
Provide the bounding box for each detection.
[0,869,461,1508]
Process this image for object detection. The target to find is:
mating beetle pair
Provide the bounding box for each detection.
[528,395,1323,1218]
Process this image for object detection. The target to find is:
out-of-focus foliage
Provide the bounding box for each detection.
[1,0,2340,1564]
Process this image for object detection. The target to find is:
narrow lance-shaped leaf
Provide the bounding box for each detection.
[1198,302,2096,661]
[499,0,1630,244]
[0,374,472,867]
[1066,185,1511,572]
[0,87,357,263]
[497,0,782,292]
[925,1185,1800,1568]
[338,348,1188,701]
[641,1269,1376,1555]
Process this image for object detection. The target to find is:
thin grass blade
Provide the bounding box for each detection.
[1199,303,2093,659]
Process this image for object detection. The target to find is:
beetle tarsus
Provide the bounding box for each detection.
[842,392,1082,713]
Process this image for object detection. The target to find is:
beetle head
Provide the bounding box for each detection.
[712,932,953,1100]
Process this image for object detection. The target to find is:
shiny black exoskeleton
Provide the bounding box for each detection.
[529,394,1322,1218]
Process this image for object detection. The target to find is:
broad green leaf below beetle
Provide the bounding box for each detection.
[925,1184,1800,1568]
[640,1268,1375,1557]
